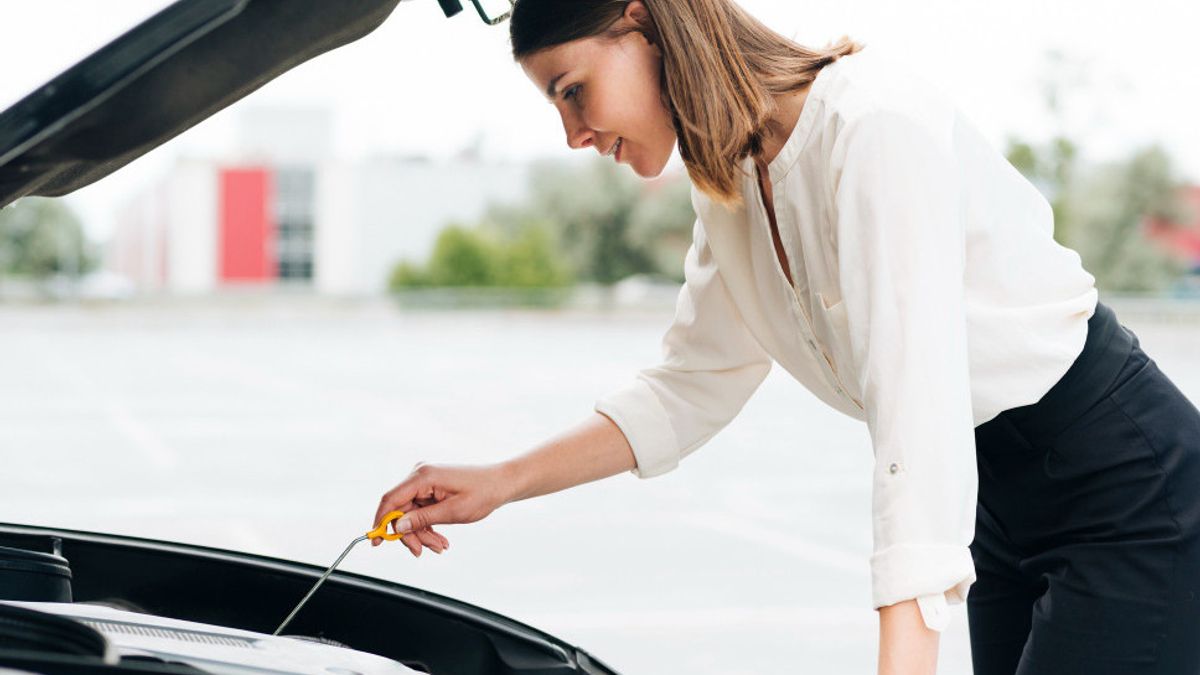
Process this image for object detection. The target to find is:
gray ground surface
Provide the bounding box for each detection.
[3,297,1198,674]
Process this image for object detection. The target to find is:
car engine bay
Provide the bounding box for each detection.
[0,527,616,675]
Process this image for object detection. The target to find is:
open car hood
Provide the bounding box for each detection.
[0,0,407,209]
[0,522,620,674]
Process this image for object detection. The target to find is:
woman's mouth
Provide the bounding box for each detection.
[606,137,623,161]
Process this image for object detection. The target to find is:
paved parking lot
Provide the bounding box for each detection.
[3,298,1198,674]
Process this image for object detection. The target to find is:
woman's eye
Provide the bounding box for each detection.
[563,85,582,102]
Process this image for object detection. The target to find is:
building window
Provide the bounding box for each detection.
[275,167,314,281]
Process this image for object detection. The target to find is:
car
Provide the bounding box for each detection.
[0,1,619,673]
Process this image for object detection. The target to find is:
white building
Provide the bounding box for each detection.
[108,108,530,296]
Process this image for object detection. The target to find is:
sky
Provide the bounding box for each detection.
[2,0,1198,238]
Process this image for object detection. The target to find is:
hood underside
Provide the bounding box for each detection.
[0,0,404,209]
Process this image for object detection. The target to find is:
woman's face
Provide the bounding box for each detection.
[519,3,677,178]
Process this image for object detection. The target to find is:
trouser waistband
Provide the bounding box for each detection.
[1000,301,1133,442]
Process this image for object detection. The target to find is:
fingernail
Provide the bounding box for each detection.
[433,548,443,555]
[394,517,413,533]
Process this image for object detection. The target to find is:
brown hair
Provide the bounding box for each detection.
[510,0,864,205]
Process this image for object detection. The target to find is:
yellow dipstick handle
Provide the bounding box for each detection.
[368,510,408,541]
[273,509,409,636]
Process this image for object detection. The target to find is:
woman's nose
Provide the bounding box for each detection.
[562,114,595,151]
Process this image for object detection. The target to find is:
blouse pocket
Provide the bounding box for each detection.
[812,292,864,409]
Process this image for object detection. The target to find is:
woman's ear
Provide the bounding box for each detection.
[624,1,659,47]
[624,0,650,25]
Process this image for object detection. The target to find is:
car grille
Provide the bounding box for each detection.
[79,619,256,649]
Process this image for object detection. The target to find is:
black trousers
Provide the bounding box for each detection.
[969,301,1200,674]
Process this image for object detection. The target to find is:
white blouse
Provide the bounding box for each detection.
[593,45,1099,632]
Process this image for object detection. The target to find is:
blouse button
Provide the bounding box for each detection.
[888,462,900,475]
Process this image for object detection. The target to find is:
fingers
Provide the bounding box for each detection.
[373,466,428,545]
[373,504,452,556]
[401,528,423,557]
[372,463,454,556]
[403,492,455,532]
[429,526,450,549]
[375,485,417,539]
[398,527,449,557]
[413,529,445,554]
[371,507,413,547]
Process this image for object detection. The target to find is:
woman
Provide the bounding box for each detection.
[371,1,1200,672]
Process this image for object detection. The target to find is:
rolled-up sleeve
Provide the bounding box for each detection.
[830,108,978,631]
[595,218,774,479]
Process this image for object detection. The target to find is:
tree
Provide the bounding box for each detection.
[1005,136,1079,246]
[1007,136,1187,294]
[388,220,572,291]
[484,157,694,284]
[389,157,697,291]
[522,158,654,284]
[424,224,497,287]
[1063,145,1190,292]
[491,220,572,288]
[388,260,430,289]
[0,197,94,279]
[1003,49,1187,293]
[626,175,695,283]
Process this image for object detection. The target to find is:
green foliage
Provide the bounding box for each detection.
[389,220,571,290]
[426,224,498,287]
[390,157,695,291]
[1003,49,1190,293]
[1005,136,1079,245]
[481,158,694,285]
[387,260,431,289]
[1006,137,1189,293]
[1063,145,1189,292]
[626,176,695,283]
[0,197,95,278]
[529,159,653,284]
[1006,135,1189,293]
[492,220,573,288]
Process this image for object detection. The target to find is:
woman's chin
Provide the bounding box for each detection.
[628,152,671,179]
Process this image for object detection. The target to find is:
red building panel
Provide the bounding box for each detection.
[1145,185,1200,265]
[219,168,275,281]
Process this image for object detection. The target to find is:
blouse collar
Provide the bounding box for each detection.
[756,53,845,186]
[702,53,852,215]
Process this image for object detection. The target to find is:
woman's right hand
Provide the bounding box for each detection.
[372,461,513,557]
